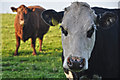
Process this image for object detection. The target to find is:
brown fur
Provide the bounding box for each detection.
[11,5,49,56]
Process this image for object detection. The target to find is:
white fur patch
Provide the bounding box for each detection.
[64,71,73,80]
[63,56,69,69]
[20,20,24,25]
[84,59,88,70]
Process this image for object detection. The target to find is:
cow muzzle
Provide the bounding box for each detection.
[19,20,24,26]
[67,56,85,71]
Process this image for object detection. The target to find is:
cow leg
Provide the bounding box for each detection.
[14,33,20,56]
[31,38,37,55]
[39,36,43,52]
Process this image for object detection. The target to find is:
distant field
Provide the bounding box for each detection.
[1,14,66,78]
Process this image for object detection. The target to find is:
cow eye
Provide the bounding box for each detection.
[60,26,68,36]
[87,26,94,38]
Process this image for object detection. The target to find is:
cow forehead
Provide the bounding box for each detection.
[18,5,26,9]
[61,2,96,32]
[17,5,27,12]
[17,8,22,12]
[70,2,90,9]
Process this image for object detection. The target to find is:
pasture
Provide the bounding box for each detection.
[1,14,66,78]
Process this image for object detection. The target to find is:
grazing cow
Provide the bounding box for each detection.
[11,5,49,56]
[41,2,120,79]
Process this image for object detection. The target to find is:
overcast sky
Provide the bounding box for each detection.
[0,0,120,13]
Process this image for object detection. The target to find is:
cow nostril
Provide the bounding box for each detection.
[67,57,73,67]
[79,58,85,67]
[80,58,84,63]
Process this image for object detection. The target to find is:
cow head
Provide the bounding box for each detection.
[11,5,35,26]
[41,2,117,72]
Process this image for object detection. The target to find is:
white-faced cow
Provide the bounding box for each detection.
[11,5,49,56]
[41,2,119,79]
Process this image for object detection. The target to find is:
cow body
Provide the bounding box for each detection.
[41,2,120,79]
[62,7,120,79]
[11,5,49,55]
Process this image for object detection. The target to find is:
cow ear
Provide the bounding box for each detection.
[11,7,17,12]
[30,8,36,12]
[41,9,63,26]
[96,12,117,29]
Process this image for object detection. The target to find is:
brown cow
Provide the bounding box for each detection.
[11,5,50,56]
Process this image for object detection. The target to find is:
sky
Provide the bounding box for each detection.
[0,0,120,13]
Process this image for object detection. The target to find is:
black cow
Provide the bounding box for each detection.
[41,2,120,80]
[61,7,120,80]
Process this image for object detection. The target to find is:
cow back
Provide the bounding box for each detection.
[87,7,120,78]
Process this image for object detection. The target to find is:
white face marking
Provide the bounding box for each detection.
[61,2,97,70]
[64,71,73,80]
[19,20,24,25]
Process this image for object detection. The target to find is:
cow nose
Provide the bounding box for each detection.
[67,56,85,71]
[20,18,24,21]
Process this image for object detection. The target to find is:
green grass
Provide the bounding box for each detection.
[1,14,66,78]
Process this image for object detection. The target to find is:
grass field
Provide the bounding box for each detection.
[1,14,66,78]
